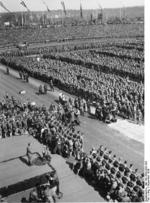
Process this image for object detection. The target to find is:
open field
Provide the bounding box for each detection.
[0,64,144,172]
[0,5,145,202]
[1,36,144,123]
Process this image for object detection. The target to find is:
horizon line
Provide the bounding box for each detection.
[0,5,144,14]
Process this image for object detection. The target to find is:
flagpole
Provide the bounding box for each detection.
[21,12,24,27]
[61,1,67,26]
[20,0,31,26]
[43,11,45,25]
[15,14,18,26]
[61,8,63,25]
[24,12,26,26]
[101,8,103,24]
[120,7,122,21]
[50,12,52,25]
[0,1,11,13]
[29,11,30,26]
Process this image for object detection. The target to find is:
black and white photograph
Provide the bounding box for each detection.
[0,0,148,202]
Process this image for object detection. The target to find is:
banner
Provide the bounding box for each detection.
[0,1,11,12]
[80,3,83,18]
[61,1,67,16]
[98,4,103,21]
[46,6,50,12]
[20,1,30,12]
[42,0,50,12]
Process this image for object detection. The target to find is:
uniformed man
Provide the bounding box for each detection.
[6,67,9,75]
[74,109,80,125]
[29,187,41,202]
[111,101,117,122]
[98,145,104,157]
[47,171,61,197]
[44,84,48,95]
[53,137,62,155]
[26,143,32,166]
[44,185,56,203]
[39,85,43,94]
[26,73,29,83]
[42,146,51,163]
[50,79,54,92]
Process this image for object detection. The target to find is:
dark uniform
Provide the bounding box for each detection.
[44,84,48,94]
[6,67,9,75]
[26,143,32,166]
[48,171,60,196]
[50,79,54,92]
[39,85,43,94]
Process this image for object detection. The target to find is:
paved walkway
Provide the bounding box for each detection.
[109,119,144,144]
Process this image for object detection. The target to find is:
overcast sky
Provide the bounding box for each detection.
[0,0,144,12]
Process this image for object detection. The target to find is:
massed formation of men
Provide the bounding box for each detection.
[73,145,144,202]
[0,94,144,202]
[1,50,144,124]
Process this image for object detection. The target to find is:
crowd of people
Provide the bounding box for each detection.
[0,94,144,202]
[0,51,144,123]
[18,70,30,82]
[0,94,28,138]
[91,46,144,62]
[0,94,84,158]
[0,37,144,60]
[115,42,144,52]
[0,20,144,203]
[38,79,54,95]
[72,146,144,202]
[0,24,144,48]
[45,47,144,82]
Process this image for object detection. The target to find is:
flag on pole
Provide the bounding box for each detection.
[90,13,93,21]
[46,6,50,12]
[20,1,30,12]
[98,3,103,22]
[80,3,83,18]
[61,1,67,16]
[42,0,51,12]
[0,1,11,12]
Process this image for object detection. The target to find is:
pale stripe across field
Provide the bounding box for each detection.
[109,119,144,144]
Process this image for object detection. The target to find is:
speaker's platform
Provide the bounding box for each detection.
[0,136,52,196]
[0,135,43,163]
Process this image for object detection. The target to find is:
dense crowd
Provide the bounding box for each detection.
[0,21,145,203]
[45,47,144,82]
[0,37,143,59]
[0,94,28,138]
[0,94,144,202]
[0,94,84,158]
[115,42,144,52]
[1,53,144,122]
[0,24,144,47]
[91,46,144,61]
[73,146,144,202]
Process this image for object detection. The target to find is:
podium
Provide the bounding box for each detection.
[89,105,96,115]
